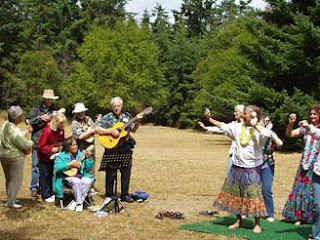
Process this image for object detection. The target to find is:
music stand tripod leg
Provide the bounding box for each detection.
[117,198,131,217]
[112,168,131,217]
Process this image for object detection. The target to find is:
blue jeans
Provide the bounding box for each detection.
[262,162,275,218]
[312,173,320,240]
[30,149,40,192]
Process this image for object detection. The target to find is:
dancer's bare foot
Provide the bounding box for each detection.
[229,220,242,229]
[253,224,262,233]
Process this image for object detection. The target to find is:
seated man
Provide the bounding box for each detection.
[53,137,95,212]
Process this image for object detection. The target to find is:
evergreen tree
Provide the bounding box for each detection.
[65,20,168,115]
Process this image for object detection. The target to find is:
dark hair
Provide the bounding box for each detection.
[62,136,77,153]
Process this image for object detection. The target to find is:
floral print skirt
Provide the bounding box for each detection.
[213,164,267,217]
[282,164,313,223]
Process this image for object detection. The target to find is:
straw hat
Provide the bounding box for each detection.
[42,89,59,100]
[72,102,88,114]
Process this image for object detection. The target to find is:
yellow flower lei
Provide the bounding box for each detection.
[239,124,255,147]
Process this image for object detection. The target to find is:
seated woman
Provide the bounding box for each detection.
[53,136,95,212]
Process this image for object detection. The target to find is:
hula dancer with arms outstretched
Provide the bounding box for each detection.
[205,105,270,233]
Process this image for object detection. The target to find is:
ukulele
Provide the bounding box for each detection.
[98,107,153,149]
[63,145,94,177]
[85,114,102,143]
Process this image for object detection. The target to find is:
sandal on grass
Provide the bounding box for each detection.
[155,211,185,219]
[155,212,164,219]
[169,212,184,219]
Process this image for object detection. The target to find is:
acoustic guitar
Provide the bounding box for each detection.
[98,107,153,149]
[63,145,94,177]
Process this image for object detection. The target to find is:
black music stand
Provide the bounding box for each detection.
[98,149,132,217]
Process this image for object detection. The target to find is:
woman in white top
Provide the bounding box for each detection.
[199,104,245,176]
[205,105,270,233]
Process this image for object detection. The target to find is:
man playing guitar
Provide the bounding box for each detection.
[95,96,143,203]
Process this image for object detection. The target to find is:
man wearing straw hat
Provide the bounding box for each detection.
[26,89,59,197]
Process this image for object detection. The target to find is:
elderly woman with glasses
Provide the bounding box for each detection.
[0,106,33,208]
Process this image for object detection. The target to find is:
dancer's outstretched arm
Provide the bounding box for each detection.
[300,120,320,139]
[204,108,224,129]
[286,113,302,138]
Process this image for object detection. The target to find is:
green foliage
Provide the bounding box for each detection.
[270,89,317,151]
[162,22,203,128]
[76,20,168,115]
[0,70,26,109]
[193,46,254,120]
[18,50,62,109]
[59,61,96,114]
[239,15,320,95]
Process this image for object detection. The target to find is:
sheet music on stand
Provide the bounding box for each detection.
[99,149,132,170]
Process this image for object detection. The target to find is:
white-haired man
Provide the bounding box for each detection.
[96,96,143,203]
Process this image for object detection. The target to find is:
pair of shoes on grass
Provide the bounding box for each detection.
[155,211,184,219]
[66,201,83,212]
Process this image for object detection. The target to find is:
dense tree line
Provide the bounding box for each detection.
[0,0,319,150]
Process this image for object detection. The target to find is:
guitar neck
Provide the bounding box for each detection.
[118,107,152,130]
[121,116,138,130]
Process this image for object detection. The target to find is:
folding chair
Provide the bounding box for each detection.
[58,181,93,210]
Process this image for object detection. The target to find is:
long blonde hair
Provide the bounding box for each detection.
[49,112,67,131]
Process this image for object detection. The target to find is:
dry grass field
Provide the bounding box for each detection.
[0,118,302,240]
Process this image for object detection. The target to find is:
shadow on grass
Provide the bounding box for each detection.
[0,226,33,240]
[1,198,46,220]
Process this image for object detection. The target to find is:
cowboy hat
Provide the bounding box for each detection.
[72,102,88,114]
[42,89,59,99]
